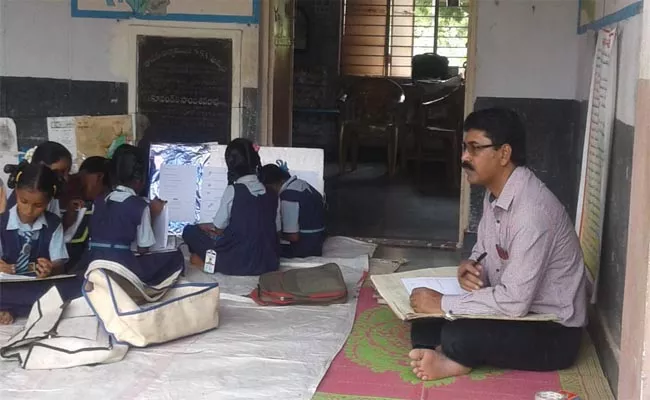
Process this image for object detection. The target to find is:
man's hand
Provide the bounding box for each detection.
[0,260,15,274]
[458,259,484,291]
[35,258,54,278]
[410,288,443,314]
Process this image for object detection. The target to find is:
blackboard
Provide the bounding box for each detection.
[0,76,127,149]
[137,36,233,144]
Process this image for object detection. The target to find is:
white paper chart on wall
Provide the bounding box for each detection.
[0,119,18,152]
[575,28,618,303]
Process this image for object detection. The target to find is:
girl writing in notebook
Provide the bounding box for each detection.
[182,138,280,275]
[86,144,183,285]
[0,163,78,324]
[5,141,72,218]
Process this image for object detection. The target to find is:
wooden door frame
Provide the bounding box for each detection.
[457,0,478,247]
[618,3,650,397]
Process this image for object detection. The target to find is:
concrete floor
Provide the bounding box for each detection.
[374,245,461,270]
[324,162,460,242]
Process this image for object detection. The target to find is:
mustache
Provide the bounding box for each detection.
[461,162,474,171]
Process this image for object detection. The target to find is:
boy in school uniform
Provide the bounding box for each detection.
[259,163,326,258]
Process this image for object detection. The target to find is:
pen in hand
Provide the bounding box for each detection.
[460,251,487,291]
[474,252,487,265]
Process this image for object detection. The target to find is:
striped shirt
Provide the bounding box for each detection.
[441,167,588,327]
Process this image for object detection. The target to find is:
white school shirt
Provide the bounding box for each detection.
[0,205,68,262]
[106,185,156,248]
[212,174,281,232]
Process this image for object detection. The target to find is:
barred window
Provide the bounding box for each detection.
[341,0,470,77]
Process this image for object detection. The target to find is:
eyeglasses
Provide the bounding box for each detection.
[462,142,502,156]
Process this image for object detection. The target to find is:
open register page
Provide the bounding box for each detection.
[371,267,557,322]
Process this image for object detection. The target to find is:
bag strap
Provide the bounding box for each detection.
[0,287,66,359]
[85,260,181,303]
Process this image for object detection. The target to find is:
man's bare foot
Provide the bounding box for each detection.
[189,253,204,268]
[408,348,472,381]
[0,311,14,325]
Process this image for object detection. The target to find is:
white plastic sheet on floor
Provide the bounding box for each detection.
[0,252,369,400]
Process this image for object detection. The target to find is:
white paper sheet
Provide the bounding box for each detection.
[150,205,169,251]
[0,273,36,282]
[401,277,467,296]
[200,166,228,222]
[47,117,77,163]
[159,164,198,222]
[0,273,77,283]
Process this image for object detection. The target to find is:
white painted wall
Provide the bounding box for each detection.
[474,0,581,100]
[1,0,259,89]
[575,31,597,102]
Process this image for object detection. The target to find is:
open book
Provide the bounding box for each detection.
[0,273,77,283]
[370,267,557,322]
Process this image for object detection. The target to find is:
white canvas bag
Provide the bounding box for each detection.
[0,287,129,370]
[83,259,220,347]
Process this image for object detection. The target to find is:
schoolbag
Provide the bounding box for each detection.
[250,263,348,306]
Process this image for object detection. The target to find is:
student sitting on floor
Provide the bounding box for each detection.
[258,162,326,258]
[182,138,280,276]
[5,141,72,218]
[0,162,80,325]
[86,144,183,285]
[62,157,111,274]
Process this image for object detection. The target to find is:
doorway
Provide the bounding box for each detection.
[292,0,476,246]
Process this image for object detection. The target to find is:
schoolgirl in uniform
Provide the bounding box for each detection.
[182,138,280,276]
[62,157,111,273]
[0,163,79,324]
[5,141,72,218]
[259,163,326,258]
[86,144,183,285]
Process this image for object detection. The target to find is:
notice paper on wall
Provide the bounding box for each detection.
[47,117,78,166]
[47,115,135,170]
[0,118,18,152]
